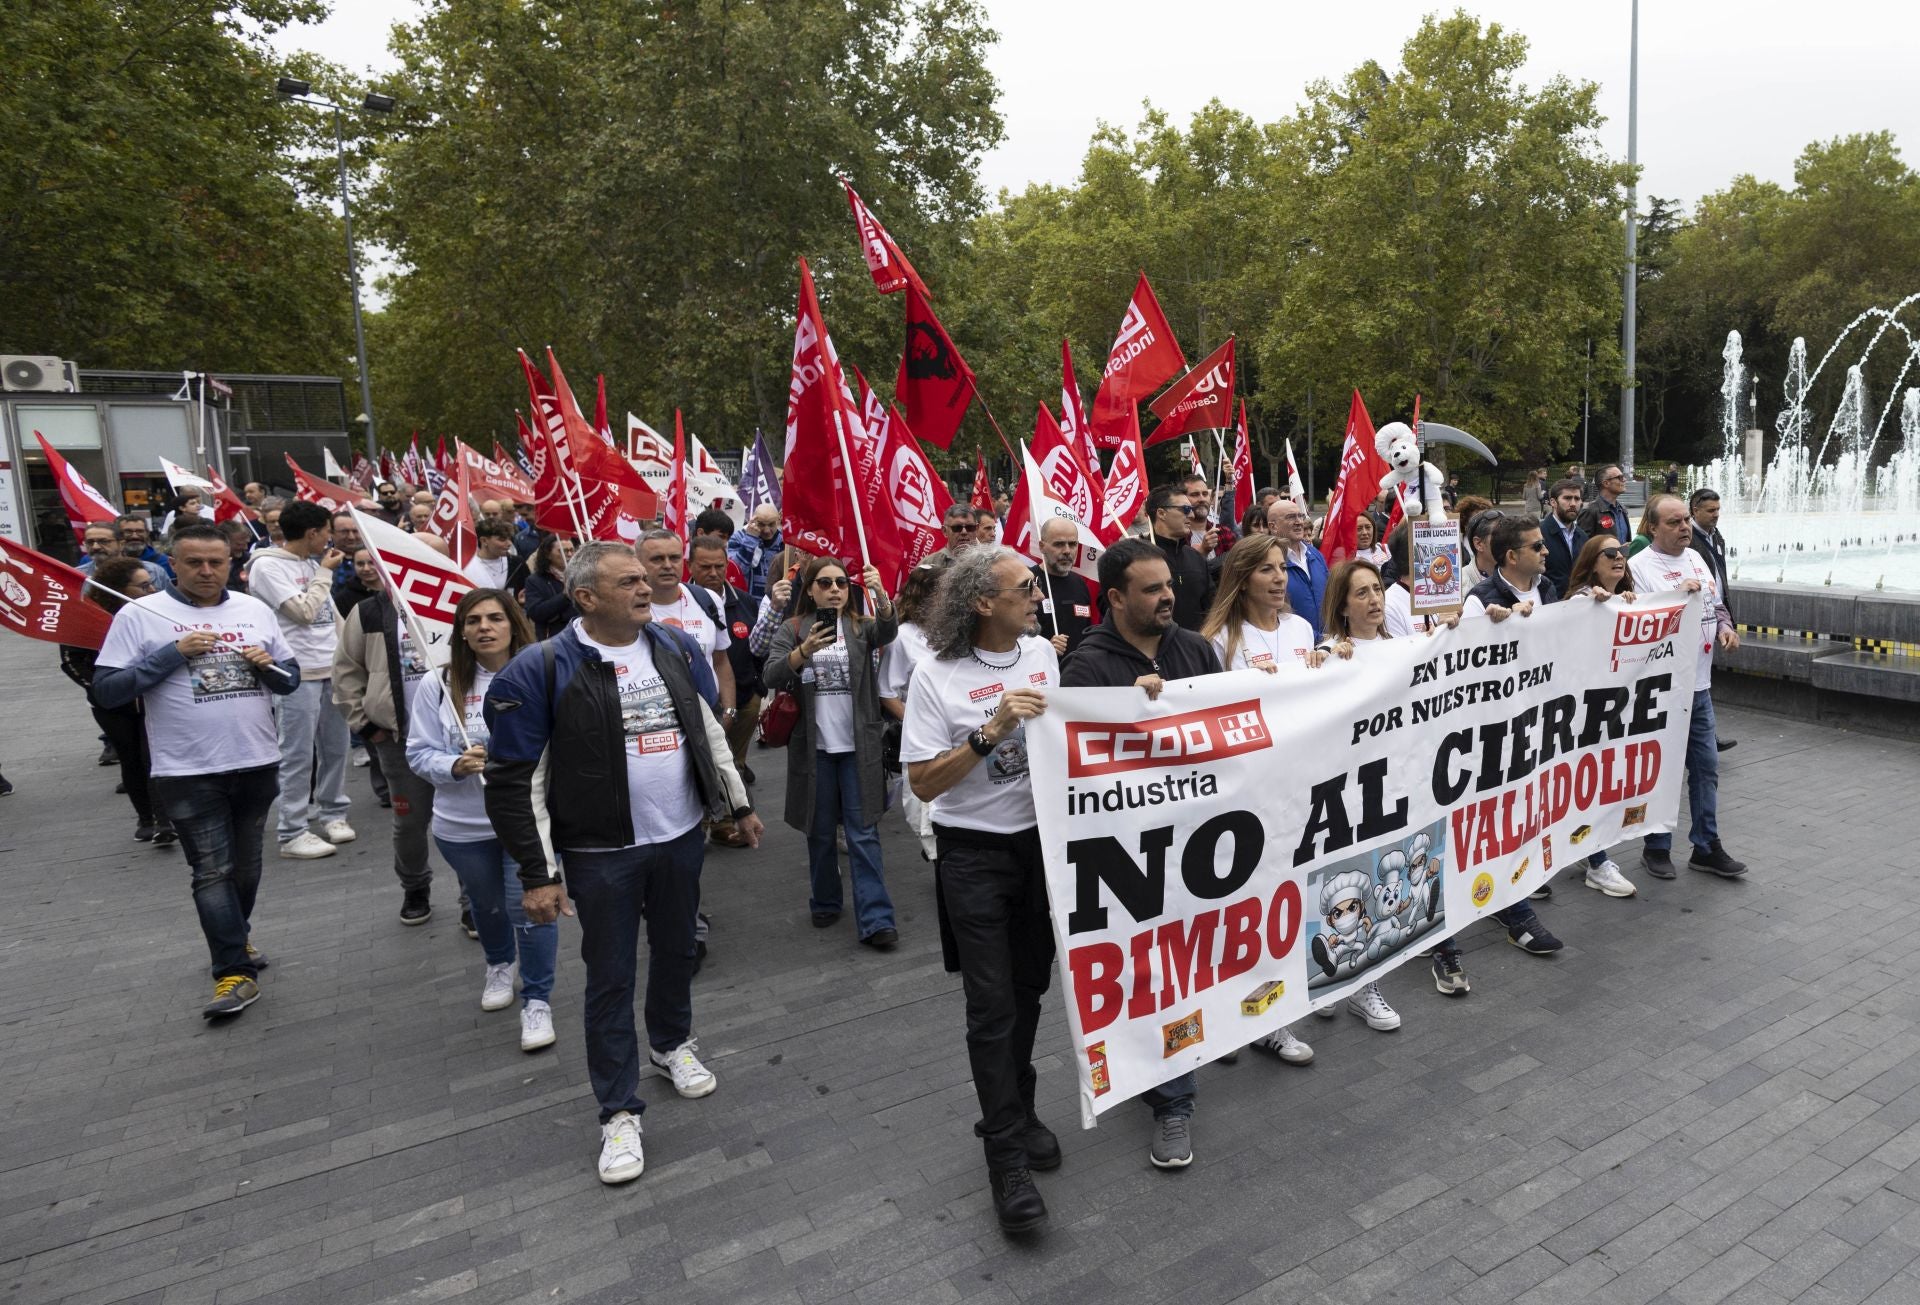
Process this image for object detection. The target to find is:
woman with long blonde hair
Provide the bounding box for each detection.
[1200,535,1326,674]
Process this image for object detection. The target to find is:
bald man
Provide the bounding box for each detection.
[1031,516,1097,659]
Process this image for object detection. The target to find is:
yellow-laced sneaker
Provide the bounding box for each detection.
[204,975,260,1019]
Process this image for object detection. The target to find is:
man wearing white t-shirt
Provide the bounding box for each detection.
[94,525,301,1019]
[641,531,737,729]
[1630,496,1747,879]
[1461,517,1554,619]
[482,542,762,1187]
[248,500,356,858]
[902,546,1060,1236]
[462,520,515,589]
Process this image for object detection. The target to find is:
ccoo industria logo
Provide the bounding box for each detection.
[1066,699,1272,778]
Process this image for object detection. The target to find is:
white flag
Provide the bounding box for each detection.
[158,456,216,495]
[323,447,347,481]
[350,507,472,671]
[1284,437,1306,504]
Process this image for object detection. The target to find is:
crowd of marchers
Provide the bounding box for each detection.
[19,461,1743,1238]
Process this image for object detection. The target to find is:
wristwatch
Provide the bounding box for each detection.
[967,728,997,757]
[723,707,738,722]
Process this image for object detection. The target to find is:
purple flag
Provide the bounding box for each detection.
[739,429,781,514]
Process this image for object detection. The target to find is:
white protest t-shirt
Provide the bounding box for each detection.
[572,625,703,846]
[463,554,509,590]
[247,552,337,673]
[96,591,294,778]
[1211,614,1314,673]
[1384,584,1439,637]
[651,584,730,661]
[878,622,933,701]
[805,627,856,754]
[1320,631,1399,666]
[1630,546,1718,690]
[900,637,1059,833]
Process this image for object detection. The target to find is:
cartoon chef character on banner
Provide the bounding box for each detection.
[1403,830,1442,925]
[1366,853,1420,958]
[1311,868,1375,979]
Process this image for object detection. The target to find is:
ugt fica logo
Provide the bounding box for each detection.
[1610,605,1684,671]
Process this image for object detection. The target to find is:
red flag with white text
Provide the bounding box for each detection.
[33,432,118,543]
[1100,405,1148,545]
[1232,402,1255,527]
[1321,390,1393,564]
[457,439,537,503]
[896,282,977,450]
[665,410,689,540]
[1089,273,1185,448]
[0,535,115,649]
[284,455,356,515]
[1005,406,1103,569]
[549,349,656,533]
[841,178,929,298]
[205,467,257,524]
[880,406,951,572]
[1060,339,1101,479]
[430,458,477,567]
[970,452,992,513]
[781,258,877,568]
[1146,336,1235,446]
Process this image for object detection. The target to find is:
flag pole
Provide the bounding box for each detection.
[1040,563,1059,637]
[972,393,1019,466]
[828,406,874,574]
[87,579,294,681]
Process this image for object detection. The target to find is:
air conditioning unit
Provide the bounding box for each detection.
[1,356,79,393]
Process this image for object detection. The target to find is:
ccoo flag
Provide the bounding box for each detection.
[1089,273,1185,449]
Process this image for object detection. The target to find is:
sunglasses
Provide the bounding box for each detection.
[991,579,1038,595]
[1166,504,1198,516]
[1598,548,1625,561]
[814,576,850,588]
[946,523,976,533]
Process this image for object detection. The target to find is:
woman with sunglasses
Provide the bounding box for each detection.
[1564,537,1640,898]
[406,588,561,1051]
[765,556,901,948]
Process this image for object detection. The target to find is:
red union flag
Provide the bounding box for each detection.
[971,452,992,513]
[782,258,875,567]
[285,454,357,514]
[1232,402,1255,526]
[841,177,929,298]
[1006,406,1103,570]
[1100,404,1148,545]
[351,507,471,668]
[1089,273,1185,448]
[880,406,951,570]
[33,432,118,543]
[429,459,477,567]
[896,282,977,450]
[1065,699,1271,778]
[1146,336,1235,445]
[457,439,536,502]
[1060,339,1100,476]
[0,535,115,650]
[1321,390,1393,564]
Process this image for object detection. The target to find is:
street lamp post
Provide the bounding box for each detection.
[1620,0,1640,476]
[277,77,392,466]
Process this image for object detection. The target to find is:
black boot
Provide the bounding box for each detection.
[989,1165,1047,1233]
[1022,1117,1061,1172]
[400,889,432,925]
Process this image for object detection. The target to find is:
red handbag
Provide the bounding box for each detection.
[756,619,803,747]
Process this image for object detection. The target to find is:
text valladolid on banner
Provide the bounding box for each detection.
[1028,594,1702,1125]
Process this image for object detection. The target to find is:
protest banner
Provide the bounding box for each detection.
[1411,520,1463,613]
[1027,594,1699,1124]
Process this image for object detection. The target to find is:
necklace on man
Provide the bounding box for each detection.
[970,645,1019,671]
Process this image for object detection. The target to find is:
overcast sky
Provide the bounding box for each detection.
[275,0,1918,210]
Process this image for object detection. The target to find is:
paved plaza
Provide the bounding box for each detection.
[6,632,1920,1305]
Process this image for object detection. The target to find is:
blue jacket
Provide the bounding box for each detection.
[481,622,741,889]
[1285,543,1331,640]
[726,527,782,599]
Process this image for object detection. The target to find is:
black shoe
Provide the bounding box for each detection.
[861,927,899,950]
[1507,923,1564,955]
[152,821,178,847]
[114,781,127,795]
[459,907,478,938]
[98,744,118,767]
[1023,1119,1062,1172]
[1642,848,1676,880]
[1689,840,1748,878]
[1716,738,1736,752]
[740,764,755,785]
[134,821,156,843]
[1529,883,1553,901]
[378,796,392,809]
[811,912,841,928]
[400,891,432,926]
[692,939,706,976]
[989,1166,1047,1233]
[0,773,11,797]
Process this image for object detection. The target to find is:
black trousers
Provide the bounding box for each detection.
[92,707,152,824]
[935,823,1056,1170]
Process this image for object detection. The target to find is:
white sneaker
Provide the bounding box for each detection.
[1312,1004,1338,1020]
[1347,982,1401,1031]
[320,819,357,845]
[351,750,371,768]
[648,1038,718,1098]
[481,963,516,1011]
[1585,859,1637,898]
[1253,1024,1315,1064]
[597,1111,644,1184]
[279,831,336,859]
[520,999,555,1051]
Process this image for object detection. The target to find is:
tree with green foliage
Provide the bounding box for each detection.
[366,0,1002,448]
[0,0,354,375]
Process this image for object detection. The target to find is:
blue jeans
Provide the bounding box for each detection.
[807,749,895,939]
[436,836,556,1004]
[152,765,278,980]
[1644,688,1719,854]
[273,677,350,841]
[1145,1072,1196,1121]
[562,824,704,1123]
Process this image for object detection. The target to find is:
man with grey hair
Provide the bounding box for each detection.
[901,545,1060,1234]
[483,540,763,1185]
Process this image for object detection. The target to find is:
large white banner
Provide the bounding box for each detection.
[1029,594,1702,1124]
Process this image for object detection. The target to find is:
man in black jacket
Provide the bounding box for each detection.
[483,541,763,1187]
[1687,487,1738,752]
[1577,465,1632,544]
[1061,538,1222,1171]
[1539,478,1588,599]
[1145,484,1213,631]
[1031,516,1098,659]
